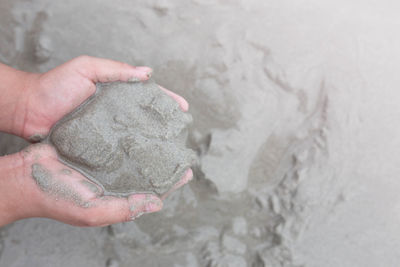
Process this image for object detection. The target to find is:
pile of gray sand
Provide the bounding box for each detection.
[46,79,195,196]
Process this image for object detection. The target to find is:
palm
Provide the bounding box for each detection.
[21,144,110,226]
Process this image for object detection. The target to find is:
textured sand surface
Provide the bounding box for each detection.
[1,0,400,266]
[49,80,194,196]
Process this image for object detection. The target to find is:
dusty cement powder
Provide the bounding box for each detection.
[47,80,195,196]
[1,0,400,266]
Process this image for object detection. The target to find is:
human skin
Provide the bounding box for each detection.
[0,56,193,227]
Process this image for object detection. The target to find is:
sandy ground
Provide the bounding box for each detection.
[1,0,400,266]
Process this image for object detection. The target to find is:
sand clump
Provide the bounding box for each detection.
[31,163,91,207]
[47,79,195,196]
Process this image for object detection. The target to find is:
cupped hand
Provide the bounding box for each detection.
[19,55,188,141]
[15,143,193,227]
[4,56,192,226]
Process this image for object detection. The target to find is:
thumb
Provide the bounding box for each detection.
[86,193,163,226]
[128,194,164,220]
[72,55,152,83]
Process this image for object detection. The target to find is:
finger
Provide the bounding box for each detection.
[159,86,189,112]
[73,55,152,83]
[84,193,163,226]
[128,194,163,220]
[161,168,193,200]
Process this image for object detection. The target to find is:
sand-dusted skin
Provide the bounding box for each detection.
[46,79,195,196]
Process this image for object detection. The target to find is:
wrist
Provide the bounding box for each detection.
[0,63,40,139]
[12,72,42,140]
[0,152,32,226]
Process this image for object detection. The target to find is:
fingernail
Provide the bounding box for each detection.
[146,69,153,78]
[135,66,153,78]
[135,66,151,72]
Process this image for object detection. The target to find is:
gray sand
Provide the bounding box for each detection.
[1,1,400,266]
[31,163,89,207]
[47,79,195,196]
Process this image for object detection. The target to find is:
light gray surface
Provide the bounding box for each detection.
[1,0,400,266]
[49,80,194,196]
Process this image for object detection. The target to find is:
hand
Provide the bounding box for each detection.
[0,56,193,226]
[17,55,189,141]
[13,143,193,227]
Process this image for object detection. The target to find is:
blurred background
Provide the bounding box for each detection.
[1,0,400,266]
